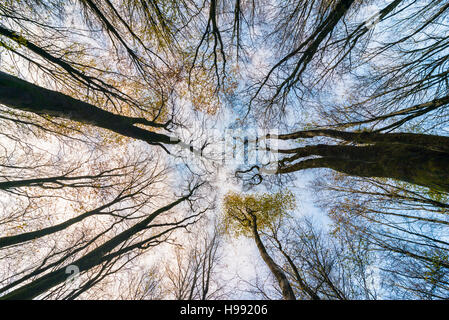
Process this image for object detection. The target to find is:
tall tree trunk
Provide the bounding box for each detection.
[250,215,296,300]
[272,237,320,300]
[276,144,449,192]
[0,192,132,248]
[274,129,449,153]
[0,71,176,146]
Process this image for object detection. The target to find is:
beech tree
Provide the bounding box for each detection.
[222,190,297,300]
[242,129,449,192]
[312,172,449,299]
[1,180,207,299]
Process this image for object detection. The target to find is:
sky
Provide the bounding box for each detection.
[2,0,441,300]
[0,0,334,299]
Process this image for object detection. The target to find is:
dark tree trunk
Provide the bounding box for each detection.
[0,71,177,146]
[250,215,296,300]
[272,129,449,192]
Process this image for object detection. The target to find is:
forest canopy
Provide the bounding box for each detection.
[0,0,448,300]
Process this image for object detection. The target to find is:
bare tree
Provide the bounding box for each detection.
[162,222,227,300]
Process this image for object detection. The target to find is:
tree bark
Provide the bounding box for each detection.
[273,237,320,300]
[274,129,449,153]
[0,71,177,146]
[250,215,296,300]
[277,143,449,192]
